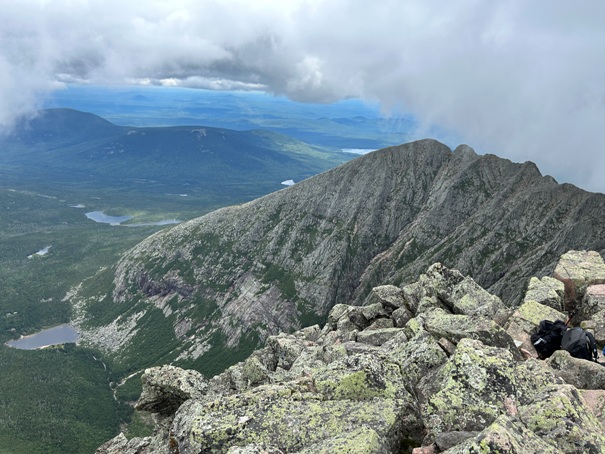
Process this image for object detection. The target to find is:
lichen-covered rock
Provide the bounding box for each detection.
[518,384,605,452]
[418,339,558,441]
[327,303,389,332]
[356,327,404,346]
[505,300,567,355]
[580,389,605,430]
[297,428,385,453]
[170,391,420,453]
[434,431,479,452]
[293,324,321,342]
[366,284,406,309]
[419,263,508,319]
[442,415,557,453]
[578,285,605,342]
[95,433,154,454]
[96,256,605,453]
[553,250,605,310]
[135,365,208,416]
[227,444,284,454]
[422,308,520,358]
[229,356,272,391]
[266,334,307,371]
[523,276,565,311]
[391,306,413,328]
[313,353,407,401]
[546,349,605,390]
[366,317,395,330]
[384,329,447,389]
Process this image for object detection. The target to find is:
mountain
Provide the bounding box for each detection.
[0,108,352,202]
[72,139,605,379]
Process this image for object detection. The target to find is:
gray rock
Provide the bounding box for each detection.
[356,327,404,346]
[391,306,413,328]
[504,300,567,355]
[366,284,406,309]
[266,334,307,371]
[422,308,521,358]
[577,284,605,334]
[95,433,153,454]
[170,388,421,453]
[227,445,284,454]
[523,276,565,311]
[135,366,208,416]
[419,263,507,319]
[553,250,605,311]
[385,329,447,388]
[95,255,605,453]
[518,384,605,452]
[546,349,605,389]
[366,317,395,330]
[417,339,559,441]
[434,431,479,451]
[442,415,557,453]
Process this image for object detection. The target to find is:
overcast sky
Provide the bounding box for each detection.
[2,0,605,192]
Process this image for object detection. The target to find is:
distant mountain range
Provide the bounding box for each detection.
[0,108,353,202]
[72,138,605,379]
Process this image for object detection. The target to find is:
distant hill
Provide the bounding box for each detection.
[72,139,605,380]
[0,108,353,200]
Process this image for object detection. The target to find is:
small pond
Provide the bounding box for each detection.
[6,324,80,350]
[85,211,133,226]
[85,211,181,227]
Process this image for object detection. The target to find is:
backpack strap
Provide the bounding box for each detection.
[586,331,599,362]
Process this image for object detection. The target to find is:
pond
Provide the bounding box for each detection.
[85,211,181,227]
[6,324,80,350]
[85,211,133,225]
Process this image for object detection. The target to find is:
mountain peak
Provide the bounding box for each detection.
[76,139,605,378]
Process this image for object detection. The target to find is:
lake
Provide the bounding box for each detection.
[85,211,180,227]
[85,211,133,225]
[6,324,80,350]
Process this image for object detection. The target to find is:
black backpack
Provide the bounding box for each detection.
[561,327,599,362]
[531,319,568,359]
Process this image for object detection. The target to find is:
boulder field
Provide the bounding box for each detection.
[97,250,605,453]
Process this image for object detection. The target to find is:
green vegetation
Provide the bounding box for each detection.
[0,344,124,454]
[0,109,353,453]
[177,328,261,378]
[262,263,298,300]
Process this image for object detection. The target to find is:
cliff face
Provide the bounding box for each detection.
[74,139,605,367]
[97,250,605,454]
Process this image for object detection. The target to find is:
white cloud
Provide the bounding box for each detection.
[2,0,605,192]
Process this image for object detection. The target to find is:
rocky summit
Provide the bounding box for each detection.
[72,139,605,374]
[98,250,605,453]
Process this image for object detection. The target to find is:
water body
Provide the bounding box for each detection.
[86,211,133,226]
[28,245,51,258]
[85,211,180,227]
[6,324,80,350]
[126,219,181,227]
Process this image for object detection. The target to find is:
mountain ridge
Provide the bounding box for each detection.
[1,108,353,206]
[73,139,605,378]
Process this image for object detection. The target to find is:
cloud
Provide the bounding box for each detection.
[2,0,605,192]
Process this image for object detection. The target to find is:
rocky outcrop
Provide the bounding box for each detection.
[554,250,605,312]
[97,252,605,453]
